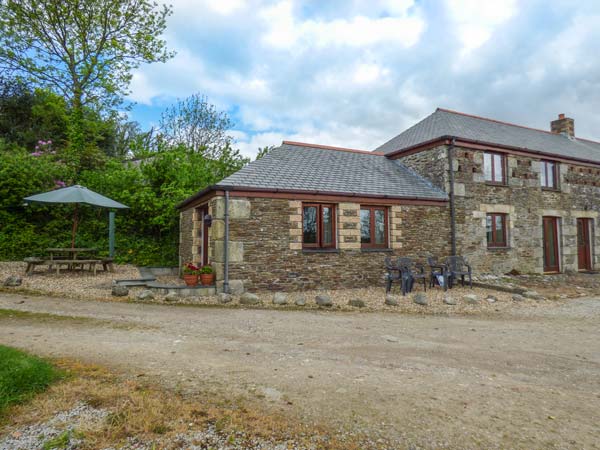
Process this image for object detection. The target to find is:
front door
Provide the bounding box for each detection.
[577,218,592,271]
[543,216,560,273]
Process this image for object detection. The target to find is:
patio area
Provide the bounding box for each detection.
[1,261,585,315]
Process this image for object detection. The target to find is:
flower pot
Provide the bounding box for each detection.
[183,274,198,286]
[199,273,214,286]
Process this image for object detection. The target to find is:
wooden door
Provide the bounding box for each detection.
[577,218,592,271]
[543,217,560,273]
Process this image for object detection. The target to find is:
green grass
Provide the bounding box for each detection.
[0,345,63,416]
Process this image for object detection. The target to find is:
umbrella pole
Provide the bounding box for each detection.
[71,204,79,249]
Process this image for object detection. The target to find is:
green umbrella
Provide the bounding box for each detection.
[24,185,129,253]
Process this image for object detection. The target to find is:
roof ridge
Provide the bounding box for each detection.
[436,108,600,145]
[282,140,385,156]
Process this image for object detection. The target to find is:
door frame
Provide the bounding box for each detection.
[542,216,560,273]
[577,218,593,271]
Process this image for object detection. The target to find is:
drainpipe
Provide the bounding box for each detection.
[223,190,230,294]
[447,138,457,256]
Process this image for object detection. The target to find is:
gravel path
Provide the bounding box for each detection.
[0,292,599,449]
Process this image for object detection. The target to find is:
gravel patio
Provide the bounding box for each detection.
[0,261,578,315]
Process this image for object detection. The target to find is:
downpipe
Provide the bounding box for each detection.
[223,190,230,294]
[448,138,457,256]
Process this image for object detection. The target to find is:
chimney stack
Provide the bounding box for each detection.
[551,113,574,137]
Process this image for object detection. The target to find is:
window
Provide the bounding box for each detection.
[360,206,388,248]
[302,203,336,248]
[483,152,506,184]
[486,213,508,248]
[540,160,558,189]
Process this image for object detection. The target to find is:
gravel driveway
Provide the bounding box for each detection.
[0,293,599,449]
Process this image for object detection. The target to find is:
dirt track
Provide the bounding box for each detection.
[1,292,599,449]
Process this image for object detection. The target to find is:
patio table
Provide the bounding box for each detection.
[46,247,97,261]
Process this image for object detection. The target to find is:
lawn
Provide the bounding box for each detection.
[0,344,62,416]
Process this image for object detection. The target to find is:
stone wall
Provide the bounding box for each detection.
[188,196,450,292]
[179,209,193,268]
[399,145,600,274]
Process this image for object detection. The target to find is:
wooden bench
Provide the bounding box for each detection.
[24,257,46,275]
[101,258,115,273]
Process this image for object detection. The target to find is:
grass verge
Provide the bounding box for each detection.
[0,345,63,417]
[1,359,367,449]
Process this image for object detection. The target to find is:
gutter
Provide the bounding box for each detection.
[177,185,448,210]
[447,138,457,256]
[385,135,600,168]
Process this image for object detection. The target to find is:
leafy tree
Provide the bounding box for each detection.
[255,145,274,160]
[159,94,234,157]
[0,0,174,153]
[0,77,68,150]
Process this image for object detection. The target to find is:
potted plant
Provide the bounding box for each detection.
[199,264,215,286]
[182,262,200,286]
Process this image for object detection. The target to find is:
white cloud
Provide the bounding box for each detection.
[261,1,424,49]
[126,0,600,159]
[445,0,517,57]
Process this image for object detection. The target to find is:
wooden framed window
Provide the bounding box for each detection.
[302,203,336,249]
[483,152,506,184]
[486,213,508,248]
[360,206,388,249]
[540,160,558,189]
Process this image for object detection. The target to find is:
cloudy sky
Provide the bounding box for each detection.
[127,0,600,157]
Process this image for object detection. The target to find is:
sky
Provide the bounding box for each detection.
[127,0,600,158]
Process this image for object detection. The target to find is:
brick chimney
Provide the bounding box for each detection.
[551,113,574,137]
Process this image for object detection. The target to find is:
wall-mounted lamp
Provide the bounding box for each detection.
[203,214,213,227]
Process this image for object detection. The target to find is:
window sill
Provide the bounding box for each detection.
[302,248,339,254]
[484,182,508,187]
[361,248,393,253]
[541,187,560,193]
[487,246,511,251]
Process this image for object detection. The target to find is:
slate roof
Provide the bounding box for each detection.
[216,142,447,200]
[376,108,600,163]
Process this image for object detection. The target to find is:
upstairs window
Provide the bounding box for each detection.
[486,213,507,248]
[360,206,388,248]
[302,203,336,249]
[483,152,506,184]
[540,160,558,189]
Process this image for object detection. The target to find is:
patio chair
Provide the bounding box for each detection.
[427,256,447,288]
[384,256,401,293]
[444,256,472,289]
[398,257,427,295]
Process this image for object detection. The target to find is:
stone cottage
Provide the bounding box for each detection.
[178,109,600,292]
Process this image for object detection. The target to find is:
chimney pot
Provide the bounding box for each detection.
[551,114,574,138]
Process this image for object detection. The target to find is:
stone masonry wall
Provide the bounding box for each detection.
[179,209,193,268]
[400,145,600,274]
[201,196,451,292]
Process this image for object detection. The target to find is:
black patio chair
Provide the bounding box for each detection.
[444,256,472,289]
[398,257,427,295]
[427,256,447,288]
[384,256,401,293]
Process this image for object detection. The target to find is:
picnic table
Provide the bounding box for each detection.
[24,248,114,275]
[46,247,97,261]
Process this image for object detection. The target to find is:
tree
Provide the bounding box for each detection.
[0,0,174,152]
[0,77,69,150]
[159,94,233,157]
[255,145,274,160]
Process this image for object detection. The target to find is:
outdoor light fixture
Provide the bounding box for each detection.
[203,214,213,227]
